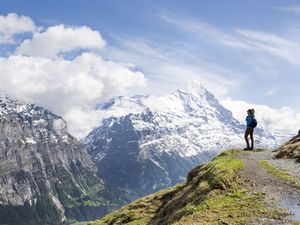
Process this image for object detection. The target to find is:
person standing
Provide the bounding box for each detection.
[244,109,257,150]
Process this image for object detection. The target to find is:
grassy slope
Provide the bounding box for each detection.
[89,149,288,225]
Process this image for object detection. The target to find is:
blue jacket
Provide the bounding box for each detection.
[246,115,255,128]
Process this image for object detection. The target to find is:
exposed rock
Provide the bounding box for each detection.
[276,133,300,161]
[0,95,122,225]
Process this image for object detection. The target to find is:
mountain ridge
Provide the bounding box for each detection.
[0,94,127,225]
[89,147,300,225]
[83,81,279,204]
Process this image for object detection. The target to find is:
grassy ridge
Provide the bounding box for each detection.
[88,183,185,225]
[90,149,289,225]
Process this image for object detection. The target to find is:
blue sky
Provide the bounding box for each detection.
[1,0,300,136]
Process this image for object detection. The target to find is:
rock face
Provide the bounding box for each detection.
[0,95,121,225]
[83,81,278,200]
[276,132,300,161]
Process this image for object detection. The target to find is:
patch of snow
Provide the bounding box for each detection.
[95,152,105,161]
[32,119,46,126]
[25,137,37,144]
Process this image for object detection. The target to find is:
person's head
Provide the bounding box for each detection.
[247,108,255,115]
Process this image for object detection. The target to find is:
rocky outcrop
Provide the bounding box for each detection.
[0,95,122,225]
[276,132,300,161]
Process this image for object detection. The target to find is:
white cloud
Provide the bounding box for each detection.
[161,13,300,66]
[160,14,254,50]
[235,29,300,65]
[0,13,146,138]
[273,5,300,14]
[103,36,239,97]
[16,24,106,57]
[221,98,300,136]
[0,13,38,44]
[0,53,146,138]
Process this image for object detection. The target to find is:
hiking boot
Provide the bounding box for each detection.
[243,147,250,150]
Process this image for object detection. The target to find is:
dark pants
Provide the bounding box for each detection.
[244,127,254,149]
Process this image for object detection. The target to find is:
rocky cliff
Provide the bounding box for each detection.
[276,131,300,161]
[0,95,123,225]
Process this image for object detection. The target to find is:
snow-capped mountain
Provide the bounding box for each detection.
[83,81,278,199]
[0,94,125,225]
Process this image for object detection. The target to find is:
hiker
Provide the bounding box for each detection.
[244,108,257,150]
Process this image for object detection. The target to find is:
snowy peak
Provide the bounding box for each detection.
[175,80,208,98]
[0,93,68,136]
[94,81,231,121]
[172,81,232,118]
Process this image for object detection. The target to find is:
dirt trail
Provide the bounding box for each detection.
[237,150,300,224]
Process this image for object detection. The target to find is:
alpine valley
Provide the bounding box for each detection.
[0,81,283,224]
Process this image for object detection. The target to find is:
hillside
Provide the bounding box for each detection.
[89,148,300,225]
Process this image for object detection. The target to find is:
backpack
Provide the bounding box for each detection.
[252,118,257,128]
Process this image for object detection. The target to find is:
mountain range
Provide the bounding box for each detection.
[83,81,279,200]
[0,81,285,224]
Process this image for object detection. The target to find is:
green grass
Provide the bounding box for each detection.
[165,149,288,225]
[173,189,288,225]
[71,222,89,225]
[56,180,105,209]
[202,149,244,189]
[260,160,300,188]
[88,183,185,225]
[90,149,245,225]
[89,149,293,225]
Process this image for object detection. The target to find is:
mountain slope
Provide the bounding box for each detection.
[83,81,278,201]
[0,95,124,225]
[90,149,298,225]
